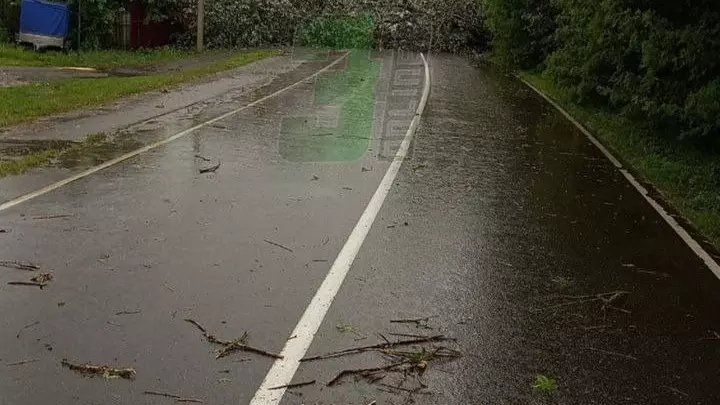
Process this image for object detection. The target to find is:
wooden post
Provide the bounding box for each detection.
[196,0,204,52]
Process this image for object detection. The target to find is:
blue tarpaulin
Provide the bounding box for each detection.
[19,0,69,38]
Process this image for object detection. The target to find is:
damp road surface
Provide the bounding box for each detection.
[1,52,720,405]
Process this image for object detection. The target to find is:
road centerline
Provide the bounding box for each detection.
[248,53,431,405]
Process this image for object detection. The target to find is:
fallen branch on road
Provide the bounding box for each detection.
[0,261,40,271]
[184,319,282,360]
[301,335,453,362]
[328,362,409,386]
[533,290,630,312]
[263,239,294,253]
[269,380,316,390]
[8,281,47,288]
[144,391,204,403]
[390,316,436,329]
[61,359,136,380]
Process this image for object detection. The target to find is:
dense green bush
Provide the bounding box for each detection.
[548,0,720,146]
[485,0,720,147]
[0,1,19,43]
[296,15,375,49]
[483,0,556,68]
[169,0,488,52]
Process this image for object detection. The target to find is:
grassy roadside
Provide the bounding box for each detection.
[0,49,279,127]
[0,44,188,68]
[521,71,720,250]
[0,133,107,177]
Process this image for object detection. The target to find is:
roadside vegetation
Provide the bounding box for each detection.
[0,132,105,177]
[484,0,720,249]
[0,49,278,127]
[0,43,188,68]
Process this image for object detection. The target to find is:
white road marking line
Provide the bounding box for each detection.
[0,51,351,213]
[249,52,431,405]
[521,78,720,280]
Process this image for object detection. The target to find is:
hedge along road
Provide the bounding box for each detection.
[1,51,720,405]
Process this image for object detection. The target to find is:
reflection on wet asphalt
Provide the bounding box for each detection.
[286,55,720,405]
[1,52,719,405]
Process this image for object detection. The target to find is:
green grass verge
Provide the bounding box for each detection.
[0,148,61,177]
[521,71,720,249]
[0,132,106,177]
[295,15,375,49]
[0,43,189,68]
[0,49,279,127]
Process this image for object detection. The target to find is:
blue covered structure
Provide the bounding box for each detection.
[18,0,70,50]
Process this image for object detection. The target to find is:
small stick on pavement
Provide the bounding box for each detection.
[327,362,408,386]
[263,239,294,253]
[144,391,205,403]
[16,321,40,338]
[144,391,182,399]
[7,358,38,366]
[61,359,136,379]
[8,281,46,288]
[32,214,73,220]
[199,161,221,174]
[184,319,283,360]
[301,335,452,362]
[588,347,638,361]
[0,261,40,271]
[194,155,212,162]
[115,310,142,316]
[390,317,436,329]
[269,380,316,390]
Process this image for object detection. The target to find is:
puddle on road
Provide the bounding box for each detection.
[57,134,143,169]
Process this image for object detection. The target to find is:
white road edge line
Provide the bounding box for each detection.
[520,78,720,280]
[0,51,351,213]
[249,52,431,405]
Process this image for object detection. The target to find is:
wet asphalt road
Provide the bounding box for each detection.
[1,52,720,405]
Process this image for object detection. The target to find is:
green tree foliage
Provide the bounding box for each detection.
[547,0,720,145]
[485,0,720,146]
[483,0,556,68]
[296,15,375,49]
[0,0,20,42]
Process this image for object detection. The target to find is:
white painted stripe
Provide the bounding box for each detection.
[249,52,431,405]
[520,78,720,279]
[0,51,351,213]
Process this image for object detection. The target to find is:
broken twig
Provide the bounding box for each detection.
[328,362,408,386]
[0,261,40,271]
[269,380,316,390]
[32,214,72,220]
[144,391,181,399]
[115,310,142,316]
[588,347,638,361]
[390,316,435,329]
[301,335,452,362]
[263,239,294,253]
[8,281,46,288]
[144,391,204,403]
[184,319,282,360]
[61,359,136,380]
[7,359,38,366]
